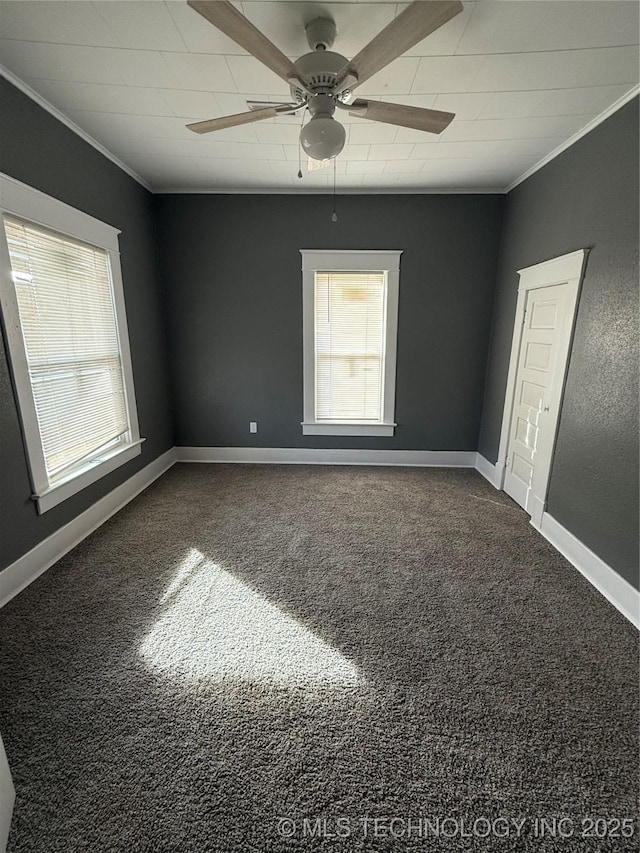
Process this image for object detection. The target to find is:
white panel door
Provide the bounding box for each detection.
[503,281,574,514]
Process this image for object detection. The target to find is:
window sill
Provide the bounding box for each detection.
[33,439,144,514]
[301,422,396,437]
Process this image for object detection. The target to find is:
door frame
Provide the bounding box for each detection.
[495,249,588,527]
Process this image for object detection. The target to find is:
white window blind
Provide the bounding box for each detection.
[3,215,129,482]
[314,271,386,421]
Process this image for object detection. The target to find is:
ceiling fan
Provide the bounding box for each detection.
[185,0,463,161]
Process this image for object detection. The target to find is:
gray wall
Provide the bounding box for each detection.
[0,78,173,571]
[155,193,503,451]
[479,97,639,589]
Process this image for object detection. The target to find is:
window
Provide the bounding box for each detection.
[301,250,401,436]
[0,174,142,513]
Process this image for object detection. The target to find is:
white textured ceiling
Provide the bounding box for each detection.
[0,1,638,193]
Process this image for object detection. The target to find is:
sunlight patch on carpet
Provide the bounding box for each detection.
[139,549,362,686]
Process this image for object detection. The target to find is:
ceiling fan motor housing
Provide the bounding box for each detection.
[290,50,351,103]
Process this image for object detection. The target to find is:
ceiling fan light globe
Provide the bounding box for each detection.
[299,116,346,161]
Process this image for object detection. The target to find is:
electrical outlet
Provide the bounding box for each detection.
[249,421,258,433]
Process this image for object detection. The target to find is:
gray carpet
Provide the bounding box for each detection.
[0,463,638,852]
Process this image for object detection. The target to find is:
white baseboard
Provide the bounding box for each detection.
[474,453,503,488]
[175,446,477,467]
[0,732,14,853]
[536,513,639,629]
[0,448,177,609]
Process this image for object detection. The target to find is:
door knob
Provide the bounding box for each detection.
[543,405,550,412]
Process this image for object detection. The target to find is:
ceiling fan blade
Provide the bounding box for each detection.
[187,106,281,134]
[347,99,454,134]
[337,1,463,90]
[247,101,300,110]
[187,1,298,84]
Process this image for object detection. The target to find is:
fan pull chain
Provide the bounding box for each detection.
[331,158,338,222]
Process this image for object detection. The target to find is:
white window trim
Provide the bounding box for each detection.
[300,249,401,437]
[0,173,143,514]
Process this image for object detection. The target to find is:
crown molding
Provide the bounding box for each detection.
[0,65,152,193]
[506,84,640,193]
[152,187,505,195]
